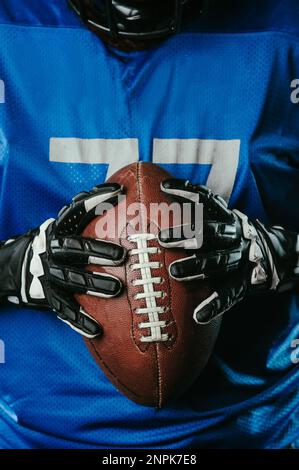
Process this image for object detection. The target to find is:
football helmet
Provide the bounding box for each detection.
[68,0,207,40]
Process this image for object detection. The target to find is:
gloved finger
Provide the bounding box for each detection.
[168,249,242,281]
[49,264,122,298]
[193,275,247,325]
[55,183,123,236]
[50,236,125,266]
[51,290,102,339]
[161,179,234,223]
[159,220,239,251]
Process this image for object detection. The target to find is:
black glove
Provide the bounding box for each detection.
[0,183,125,338]
[159,179,299,325]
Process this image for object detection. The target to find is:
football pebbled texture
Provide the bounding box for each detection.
[77,163,221,408]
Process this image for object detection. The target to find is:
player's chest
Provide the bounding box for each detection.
[0,27,298,209]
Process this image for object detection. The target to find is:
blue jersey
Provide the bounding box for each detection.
[0,0,299,449]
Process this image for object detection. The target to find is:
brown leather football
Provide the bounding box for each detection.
[77,163,221,408]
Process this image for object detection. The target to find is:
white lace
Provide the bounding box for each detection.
[128,234,168,343]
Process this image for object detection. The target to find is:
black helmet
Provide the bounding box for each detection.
[68,0,207,40]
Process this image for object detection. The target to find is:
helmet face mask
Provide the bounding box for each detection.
[69,0,205,50]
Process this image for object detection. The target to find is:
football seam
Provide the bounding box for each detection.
[137,163,160,408]
[125,166,151,353]
[162,242,178,351]
[155,340,163,408]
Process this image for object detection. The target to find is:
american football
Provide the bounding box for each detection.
[77,163,222,407]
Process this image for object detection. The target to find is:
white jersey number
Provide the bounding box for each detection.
[50,137,240,201]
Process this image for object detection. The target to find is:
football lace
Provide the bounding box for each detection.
[127,233,169,343]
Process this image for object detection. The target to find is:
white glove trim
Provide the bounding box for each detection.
[28,218,54,301]
[234,210,268,286]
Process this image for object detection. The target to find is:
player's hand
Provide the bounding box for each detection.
[0,184,125,338]
[159,179,299,325]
